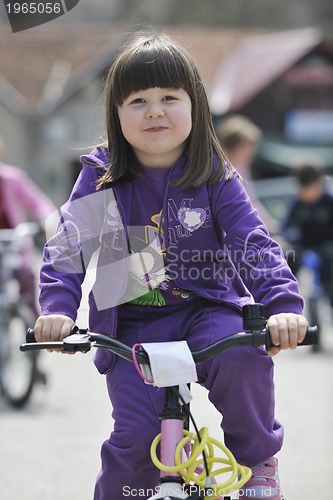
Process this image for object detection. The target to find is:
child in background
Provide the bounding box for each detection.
[281,162,333,307]
[34,32,308,500]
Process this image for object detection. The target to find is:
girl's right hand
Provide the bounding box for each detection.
[34,314,75,353]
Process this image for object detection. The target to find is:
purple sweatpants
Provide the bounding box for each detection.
[94,298,283,499]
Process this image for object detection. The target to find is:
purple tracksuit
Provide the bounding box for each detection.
[39,148,303,499]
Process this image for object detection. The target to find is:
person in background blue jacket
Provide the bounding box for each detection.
[281,162,333,307]
[34,32,308,500]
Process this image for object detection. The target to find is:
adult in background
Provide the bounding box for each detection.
[0,134,56,316]
[217,114,278,234]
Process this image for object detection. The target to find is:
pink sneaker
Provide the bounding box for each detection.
[239,457,281,500]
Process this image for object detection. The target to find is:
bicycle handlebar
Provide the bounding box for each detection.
[20,324,318,365]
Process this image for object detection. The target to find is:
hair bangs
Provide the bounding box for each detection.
[112,40,194,106]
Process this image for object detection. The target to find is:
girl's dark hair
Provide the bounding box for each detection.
[97,31,231,189]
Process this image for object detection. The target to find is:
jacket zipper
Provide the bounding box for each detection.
[107,186,131,339]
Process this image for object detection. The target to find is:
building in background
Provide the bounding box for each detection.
[0,24,332,206]
[210,27,333,179]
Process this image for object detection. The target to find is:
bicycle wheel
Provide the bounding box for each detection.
[0,305,38,407]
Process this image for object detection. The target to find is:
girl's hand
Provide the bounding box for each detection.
[267,313,309,356]
[34,314,75,353]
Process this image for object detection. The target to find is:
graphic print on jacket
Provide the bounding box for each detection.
[126,204,199,307]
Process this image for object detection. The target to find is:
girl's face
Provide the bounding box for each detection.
[118,87,192,168]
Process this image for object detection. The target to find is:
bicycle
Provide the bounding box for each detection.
[0,222,44,407]
[297,250,324,353]
[20,303,318,499]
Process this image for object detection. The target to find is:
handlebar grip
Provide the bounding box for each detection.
[266,325,318,350]
[26,328,36,343]
[25,325,80,344]
[298,326,319,347]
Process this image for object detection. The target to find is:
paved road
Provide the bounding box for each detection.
[1,298,333,500]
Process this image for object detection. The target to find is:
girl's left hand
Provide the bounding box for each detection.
[267,313,309,356]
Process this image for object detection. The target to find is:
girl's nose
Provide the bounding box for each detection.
[146,104,165,119]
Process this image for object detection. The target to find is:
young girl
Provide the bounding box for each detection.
[35,32,308,500]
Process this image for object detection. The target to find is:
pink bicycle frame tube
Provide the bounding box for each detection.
[160,418,185,478]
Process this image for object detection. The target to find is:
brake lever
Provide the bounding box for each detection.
[20,332,92,353]
[62,333,92,353]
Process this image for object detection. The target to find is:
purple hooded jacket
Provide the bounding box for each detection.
[39,148,303,373]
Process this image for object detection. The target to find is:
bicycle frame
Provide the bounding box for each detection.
[20,303,318,500]
[150,387,190,499]
[299,250,324,352]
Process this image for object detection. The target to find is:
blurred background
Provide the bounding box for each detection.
[0,0,333,210]
[1,2,333,499]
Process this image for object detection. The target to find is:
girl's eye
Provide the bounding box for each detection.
[163,95,176,101]
[131,98,145,104]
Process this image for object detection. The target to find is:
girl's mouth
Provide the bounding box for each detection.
[144,126,168,132]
